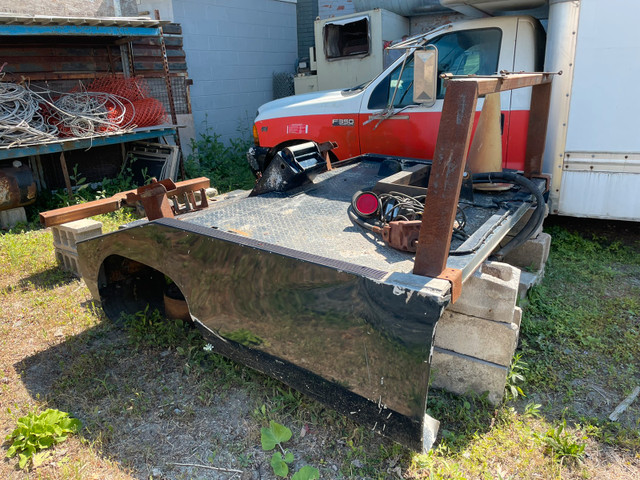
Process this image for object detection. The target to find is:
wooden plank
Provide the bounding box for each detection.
[3,72,124,81]
[134,61,188,72]
[59,152,74,199]
[609,386,640,422]
[132,36,183,47]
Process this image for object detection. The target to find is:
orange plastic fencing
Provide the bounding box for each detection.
[87,77,168,128]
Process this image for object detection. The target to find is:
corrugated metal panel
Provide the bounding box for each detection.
[0,14,167,28]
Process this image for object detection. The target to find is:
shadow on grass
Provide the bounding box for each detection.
[15,321,257,478]
[18,266,77,290]
[15,317,402,479]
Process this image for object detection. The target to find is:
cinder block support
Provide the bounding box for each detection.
[54,249,81,277]
[448,261,520,324]
[431,261,522,404]
[52,219,102,277]
[434,310,519,367]
[430,348,508,405]
[0,207,27,229]
[502,232,551,273]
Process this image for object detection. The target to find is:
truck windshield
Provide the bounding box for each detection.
[367,27,502,109]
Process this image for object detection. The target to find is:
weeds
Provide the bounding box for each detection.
[5,408,82,470]
[260,420,319,479]
[505,353,527,400]
[537,420,586,465]
[29,157,149,219]
[184,126,255,192]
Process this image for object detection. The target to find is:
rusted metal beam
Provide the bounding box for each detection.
[413,80,479,277]
[441,73,554,96]
[524,81,552,177]
[40,177,210,227]
[59,152,73,199]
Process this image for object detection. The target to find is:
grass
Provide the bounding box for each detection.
[1,210,639,478]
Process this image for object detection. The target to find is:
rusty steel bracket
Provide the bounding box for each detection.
[381,220,421,252]
[317,141,338,171]
[126,179,175,221]
[126,178,211,220]
[437,268,463,304]
[413,72,555,280]
[529,173,551,194]
[40,177,210,227]
[169,188,209,214]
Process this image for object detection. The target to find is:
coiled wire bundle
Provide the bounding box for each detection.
[0,76,165,148]
[41,89,133,138]
[0,81,58,147]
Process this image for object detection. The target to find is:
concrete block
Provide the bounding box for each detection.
[512,306,522,329]
[54,247,81,277]
[430,347,508,405]
[502,232,551,272]
[0,207,27,229]
[52,219,102,252]
[518,268,545,299]
[449,261,520,325]
[433,310,519,367]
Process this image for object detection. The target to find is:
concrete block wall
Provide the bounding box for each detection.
[297,0,318,58]
[431,261,522,405]
[172,0,298,143]
[52,219,103,277]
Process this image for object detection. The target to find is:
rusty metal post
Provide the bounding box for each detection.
[413,81,479,278]
[524,82,552,177]
[59,152,73,199]
[155,10,185,180]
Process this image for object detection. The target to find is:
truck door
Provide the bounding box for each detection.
[358,25,519,167]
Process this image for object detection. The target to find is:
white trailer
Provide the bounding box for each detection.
[294,8,409,94]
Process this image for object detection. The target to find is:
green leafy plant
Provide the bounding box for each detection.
[261,420,319,479]
[538,419,586,464]
[505,353,527,400]
[523,402,542,418]
[184,124,255,192]
[5,408,82,470]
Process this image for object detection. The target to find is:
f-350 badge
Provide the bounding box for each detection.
[332,118,355,126]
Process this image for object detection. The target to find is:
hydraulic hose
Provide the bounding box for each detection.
[471,172,545,260]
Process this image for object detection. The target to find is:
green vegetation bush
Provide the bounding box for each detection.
[184,128,255,192]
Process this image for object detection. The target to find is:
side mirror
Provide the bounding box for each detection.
[413,46,438,107]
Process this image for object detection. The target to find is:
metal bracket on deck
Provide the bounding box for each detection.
[39,177,210,227]
[437,267,462,304]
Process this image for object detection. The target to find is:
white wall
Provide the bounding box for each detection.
[169,0,298,143]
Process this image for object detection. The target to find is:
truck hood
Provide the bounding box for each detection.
[256,88,364,121]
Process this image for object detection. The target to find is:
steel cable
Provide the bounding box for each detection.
[0,80,136,148]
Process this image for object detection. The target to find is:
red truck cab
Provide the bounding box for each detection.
[253,15,545,171]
